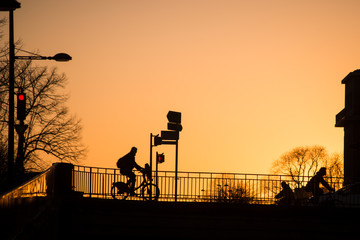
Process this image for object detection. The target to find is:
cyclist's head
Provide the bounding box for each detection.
[318,167,326,176]
[131,147,137,155]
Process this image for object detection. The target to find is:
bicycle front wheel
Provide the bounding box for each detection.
[141,183,160,201]
[111,185,129,200]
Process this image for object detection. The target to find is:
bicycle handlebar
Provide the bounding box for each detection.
[136,164,152,181]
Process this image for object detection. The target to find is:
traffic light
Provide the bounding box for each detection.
[17,93,26,120]
[157,152,165,163]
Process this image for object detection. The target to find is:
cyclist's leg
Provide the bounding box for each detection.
[128,171,136,194]
[120,168,132,188]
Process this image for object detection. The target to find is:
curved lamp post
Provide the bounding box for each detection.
[15,50,72,62]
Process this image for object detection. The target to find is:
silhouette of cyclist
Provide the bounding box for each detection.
[305,167,334,199]
[275,181,295,205]
[117,147,144,195]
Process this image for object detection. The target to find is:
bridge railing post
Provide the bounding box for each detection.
[46,163,74,198]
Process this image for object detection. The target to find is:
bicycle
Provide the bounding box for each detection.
[111,163,160,201]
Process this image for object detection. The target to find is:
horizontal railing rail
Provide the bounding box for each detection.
[72,165,345,205]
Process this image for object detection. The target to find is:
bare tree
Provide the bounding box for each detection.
[202,174,254,203]
[0,46,86,172]
[215,183,254,204]
[270,145,343,189]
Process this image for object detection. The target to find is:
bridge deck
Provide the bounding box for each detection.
[2,196,359,239]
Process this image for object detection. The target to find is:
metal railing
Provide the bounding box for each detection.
[72,165,344,205]
[0,163,348,207]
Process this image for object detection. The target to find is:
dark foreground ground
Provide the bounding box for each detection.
[1,196,359,240]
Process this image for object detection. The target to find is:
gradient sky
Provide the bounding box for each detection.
[2,0,360,174]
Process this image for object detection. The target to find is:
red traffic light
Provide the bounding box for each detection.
[17,93,26,120]
[157,153,165,163]
[18,94,25,101]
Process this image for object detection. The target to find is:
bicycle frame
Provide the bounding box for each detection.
[132,170,150,194]
[111,164,160,201]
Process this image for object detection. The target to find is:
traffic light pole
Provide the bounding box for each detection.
[15,120,27,179]
[150,133,153,178]
[155,152,159,187]
[149,133,153,200]
[175,139,179,202]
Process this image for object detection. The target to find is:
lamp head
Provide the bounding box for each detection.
[50,53,72,62]
[0,0,21,11]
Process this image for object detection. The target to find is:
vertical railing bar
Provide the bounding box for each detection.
[102,171,105,198]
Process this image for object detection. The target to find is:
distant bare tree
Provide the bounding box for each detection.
[215,183,254,204]
[0,44,86,172]
[202,174,254,204]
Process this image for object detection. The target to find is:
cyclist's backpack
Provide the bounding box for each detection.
[116,156,129,169]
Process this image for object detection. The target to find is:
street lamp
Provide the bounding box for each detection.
[49,53,72,62]
[0,0,20,11]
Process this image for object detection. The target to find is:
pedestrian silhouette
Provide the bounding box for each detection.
[275,181,295,205]
[117,147,144,195]
[305,167,334,200]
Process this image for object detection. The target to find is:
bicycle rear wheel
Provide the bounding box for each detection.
[111,184,129,200]
[141,183,160,201]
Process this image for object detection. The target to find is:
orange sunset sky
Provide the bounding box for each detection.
[2,0,360,174]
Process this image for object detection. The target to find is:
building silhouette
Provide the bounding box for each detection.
[336,69,360,185]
